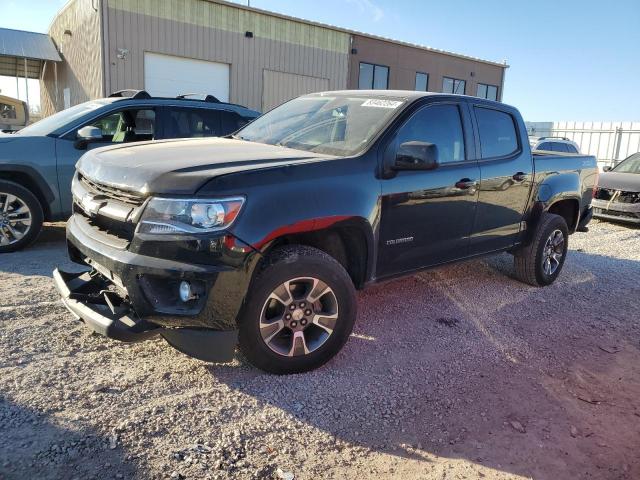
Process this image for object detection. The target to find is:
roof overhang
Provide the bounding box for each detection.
[0,27,61,79]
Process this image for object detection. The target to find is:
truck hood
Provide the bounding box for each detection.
[598,172,640,192]
[77,137,335,195]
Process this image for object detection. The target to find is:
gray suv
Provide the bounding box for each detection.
[0,90,259,252]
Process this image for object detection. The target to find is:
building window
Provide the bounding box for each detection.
[359,62,389,90]
[477,83,499,101]
[415,72,429,91]
[442,77,466,94]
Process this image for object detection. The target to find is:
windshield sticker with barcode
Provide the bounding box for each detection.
[361,99,403,109]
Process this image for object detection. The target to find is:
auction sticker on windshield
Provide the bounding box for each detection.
[361,99,403,109]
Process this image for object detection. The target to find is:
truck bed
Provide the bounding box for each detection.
[532,150,597,174]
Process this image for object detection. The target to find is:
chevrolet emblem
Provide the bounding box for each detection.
[80,194,105,216]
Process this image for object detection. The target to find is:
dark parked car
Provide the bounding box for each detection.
[54,91,597,374]
[592,152,640,224]
[0,90,259,252]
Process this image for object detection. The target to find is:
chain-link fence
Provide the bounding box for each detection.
[526,121,640,169]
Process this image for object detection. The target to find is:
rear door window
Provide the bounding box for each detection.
[219,110,249,135]
[551,142,569,152]
[167,108,222,138]
[474,107,519,158]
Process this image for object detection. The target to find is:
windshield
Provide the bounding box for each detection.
[18,99,113,136]
[235,94,406,156]
[612,154,640,174]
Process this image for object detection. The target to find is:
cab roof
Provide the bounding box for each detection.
[308,89,512,109]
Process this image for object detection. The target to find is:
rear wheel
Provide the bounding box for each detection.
[513,213,568,286]
[238,245,356,374]
[0,180,43,253]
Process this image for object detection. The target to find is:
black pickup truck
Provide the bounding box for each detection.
[54,91,597,374]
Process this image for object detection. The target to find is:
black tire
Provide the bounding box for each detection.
[513,213,569,286]
[238,245,356,374]
[0,180,44,253]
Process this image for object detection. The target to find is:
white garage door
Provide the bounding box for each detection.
[144,52,229,102]
[262,70,330,112]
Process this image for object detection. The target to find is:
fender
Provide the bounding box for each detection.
[535,171,581,207]
[524,171,582,241]
[198,154,380,284]
[0,163,56,204]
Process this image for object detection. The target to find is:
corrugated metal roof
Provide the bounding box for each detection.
[0,27,61,62]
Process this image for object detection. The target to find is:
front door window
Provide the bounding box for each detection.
[88,109,156,143]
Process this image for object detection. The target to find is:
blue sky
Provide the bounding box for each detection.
[1,0,638,120]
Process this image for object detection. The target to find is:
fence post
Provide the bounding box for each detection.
[613,127,623,163]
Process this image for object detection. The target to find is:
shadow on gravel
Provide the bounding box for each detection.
[213,250,640,479]
[36,222,68,245]
[0,396,138,480]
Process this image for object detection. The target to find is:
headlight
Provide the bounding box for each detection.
[137,197,245,234]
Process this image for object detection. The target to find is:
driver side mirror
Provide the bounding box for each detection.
[74,126,103,150]
[602,165,612,172]
[394,141,439,171]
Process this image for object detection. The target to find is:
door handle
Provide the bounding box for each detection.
[512,172,527,182]
[455,178,478,189]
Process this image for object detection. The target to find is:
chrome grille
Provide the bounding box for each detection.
[73,203,137,244]
[79,173,145,207]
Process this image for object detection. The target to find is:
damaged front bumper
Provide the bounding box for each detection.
[54,214,259,363]
[592,199,640,224]
[54,268,238,362]
[54,269,162,342]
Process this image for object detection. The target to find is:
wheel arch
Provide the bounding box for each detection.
[546,198,580,233]
[533,172,582,234]
[258,218,374,289]
[0,166,56,221]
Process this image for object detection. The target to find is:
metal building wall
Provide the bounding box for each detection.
[262,70,329,112]
[102,0,350,111]
[348,35,506,99]
[41,0,104,117]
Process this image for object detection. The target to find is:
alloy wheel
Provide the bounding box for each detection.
[542,229,565,276]
[0,193,32,246]
[259,277,339,357]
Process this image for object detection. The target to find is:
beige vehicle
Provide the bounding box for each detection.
[0,94,28,132]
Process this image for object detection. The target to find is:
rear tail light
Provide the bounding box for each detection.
[592,170,599,198]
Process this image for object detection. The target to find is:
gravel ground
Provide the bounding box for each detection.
[1,220,639,480]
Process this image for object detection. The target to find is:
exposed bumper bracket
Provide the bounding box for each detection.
[54,268,162,342]
[54,268,238,362]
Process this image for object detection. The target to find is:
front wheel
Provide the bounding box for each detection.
[513,213,569,286]
[0,180,43,253]
[238,245,356,374]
